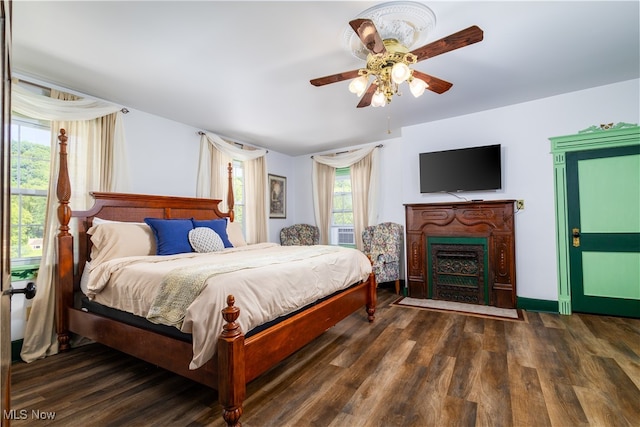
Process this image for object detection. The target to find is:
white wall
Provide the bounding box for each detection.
[265,150,296,243]
[122,109,297,243]
[292,78,640,302]
[123,110,202,197]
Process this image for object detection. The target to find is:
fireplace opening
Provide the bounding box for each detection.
[427,237,488,305]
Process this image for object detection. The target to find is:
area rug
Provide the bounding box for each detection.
[392,297,525,322]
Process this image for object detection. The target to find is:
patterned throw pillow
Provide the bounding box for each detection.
[188,227,225,253]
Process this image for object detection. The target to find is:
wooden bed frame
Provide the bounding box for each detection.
[53,129,376,426]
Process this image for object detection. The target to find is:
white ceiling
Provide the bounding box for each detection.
[11,1,640,156]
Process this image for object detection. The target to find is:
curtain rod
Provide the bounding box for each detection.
[310,143,383,159]
[198,131,269,153]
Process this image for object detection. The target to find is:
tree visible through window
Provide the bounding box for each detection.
[10,118,51,265]
[331,167,355,247]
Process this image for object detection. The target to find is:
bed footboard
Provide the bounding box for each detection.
[217,272,376,427]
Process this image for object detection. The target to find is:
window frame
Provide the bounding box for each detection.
[231,159,245,234]
[10,116,52,267]
[331,167,355,247]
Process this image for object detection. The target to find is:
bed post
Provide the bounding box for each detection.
[218,295,245,427]
[366,271,377,322]
[227,162,235,222]
[55,129,73,351]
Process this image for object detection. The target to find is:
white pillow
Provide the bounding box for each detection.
[93,217,145,226]
[227,221,247,247]
[189,227,225,253]
[93,217,115,225]
[87,222,156,265]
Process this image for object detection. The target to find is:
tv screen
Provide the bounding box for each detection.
[419,144,502,193]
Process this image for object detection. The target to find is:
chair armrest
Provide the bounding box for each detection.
[376,254,399,264]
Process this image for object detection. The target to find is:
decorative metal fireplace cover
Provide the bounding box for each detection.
[427,237,488,305]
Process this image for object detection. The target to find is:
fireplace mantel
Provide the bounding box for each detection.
[404,200,517,308]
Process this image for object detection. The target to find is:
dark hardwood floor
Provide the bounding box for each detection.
[9,288,640,426]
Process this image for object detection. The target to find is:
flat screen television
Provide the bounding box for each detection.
[419,144,502,193]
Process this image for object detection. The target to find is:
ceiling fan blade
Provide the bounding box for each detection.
[310,69,361,87]
[356,84,377,108]
[349,18,386,55]
[411,25,484,62]
[411,70,453,94]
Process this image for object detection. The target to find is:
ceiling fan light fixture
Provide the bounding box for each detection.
[409,77,428,98]
[371,90,387,107]
[348,75,369,97]
[311,4,483,108]
[391,62,411,84]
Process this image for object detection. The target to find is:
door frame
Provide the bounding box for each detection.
[549,123,639,314]
[1,0,11,423]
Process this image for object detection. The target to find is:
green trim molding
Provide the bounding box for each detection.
[517,297,558,313]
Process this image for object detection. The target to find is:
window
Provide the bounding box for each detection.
[10,117,52,266]
[331,167,354,247]
[231,159,245,231]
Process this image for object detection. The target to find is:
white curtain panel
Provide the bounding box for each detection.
[351,154,372,251]
[16,85,128,363]
[312,161,336,245]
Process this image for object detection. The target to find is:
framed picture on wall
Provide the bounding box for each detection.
[269,174,286,218]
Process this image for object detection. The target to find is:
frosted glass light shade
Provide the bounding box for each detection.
[391,62,411,84]
[348,76,368,97]
[371,90,386,107]
[409,78,428,97]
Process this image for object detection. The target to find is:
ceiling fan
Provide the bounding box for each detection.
[310,15,483,108]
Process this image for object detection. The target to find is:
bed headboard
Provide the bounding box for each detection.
[72,191,233,285]
[55,128,234,350]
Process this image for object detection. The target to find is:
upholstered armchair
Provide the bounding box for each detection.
[362,222,403,294]
[280,224,320,246]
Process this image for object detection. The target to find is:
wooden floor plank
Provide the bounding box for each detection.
[475,350,512,427]
[508,357,551,427]
[446,330,483,401]
[539,378,589,427]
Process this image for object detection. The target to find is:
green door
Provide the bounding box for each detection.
[566,145,640,317]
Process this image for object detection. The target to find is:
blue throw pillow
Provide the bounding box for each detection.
[191,219,233,248]
[144,218,194,255]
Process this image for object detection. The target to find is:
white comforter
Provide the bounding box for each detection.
[85,243,372,369]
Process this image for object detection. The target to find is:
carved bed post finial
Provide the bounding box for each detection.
[218,295,245,427]
[55,129,73,351]
[56,129,71,236]
[227,162,235,222]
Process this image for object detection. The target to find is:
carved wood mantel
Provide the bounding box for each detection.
[404,200,517,308]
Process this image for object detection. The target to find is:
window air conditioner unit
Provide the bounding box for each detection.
[337,227,355,245]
